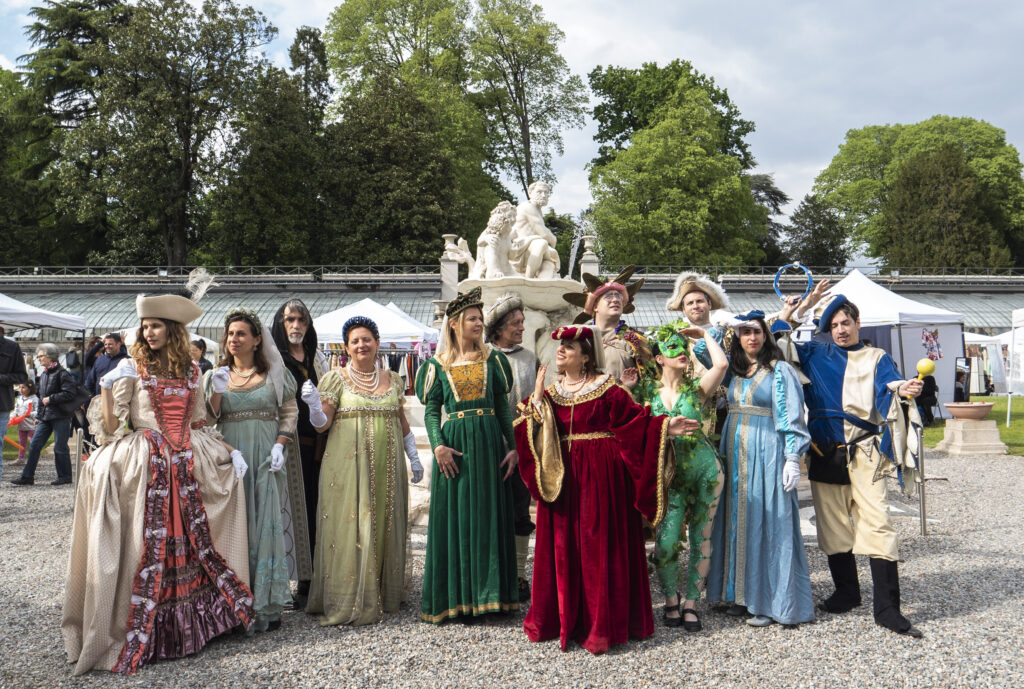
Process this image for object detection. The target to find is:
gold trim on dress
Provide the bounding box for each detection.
[445,408,495,421]
[560,432,614,442]
[420,600,520,624]
[547,375,615,406]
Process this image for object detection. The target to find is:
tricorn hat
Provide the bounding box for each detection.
[666,272,730,312]
[562,266,645,325]
[136,294,202,325]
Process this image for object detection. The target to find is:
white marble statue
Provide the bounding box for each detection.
[442,202,517,279]
[509,181,560,280]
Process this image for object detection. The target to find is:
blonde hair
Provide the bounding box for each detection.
[131,319,193,379]
[437,307,486,368]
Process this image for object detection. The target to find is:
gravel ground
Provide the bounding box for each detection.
[1,449,1021,689]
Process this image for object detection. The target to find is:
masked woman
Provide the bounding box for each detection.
[205,308,297,633]
[636,322,728,632]
[706,311,814,628]
[300,316,424,626]
[415,288,520,623]
[63,294,253,676]
[514,325,697,654]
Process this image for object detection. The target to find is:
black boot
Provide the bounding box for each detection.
[819,551,861,613]
[869,557,922,638]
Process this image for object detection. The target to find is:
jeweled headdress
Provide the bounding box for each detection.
[225,307,262,332]
[343,315,379,342]
[445,287,484,319]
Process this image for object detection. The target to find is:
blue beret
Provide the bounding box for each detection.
[816,294,849,333]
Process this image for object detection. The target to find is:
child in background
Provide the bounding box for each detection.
[10,382,39,463]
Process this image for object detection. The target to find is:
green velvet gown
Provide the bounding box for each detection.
[415,347,519,622]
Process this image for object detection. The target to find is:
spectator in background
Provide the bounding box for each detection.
[83,336,103,381]
[953,371,968,402]
[10,381,39,464]
[10,343,76,486]
[84,333,129,397]
[1,325,30,483]
[24,353,37,386]
[191,338,213,374]
[917,375,938,426]
[65,338,85,384]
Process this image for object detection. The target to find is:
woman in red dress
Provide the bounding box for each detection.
[514,325,698,654]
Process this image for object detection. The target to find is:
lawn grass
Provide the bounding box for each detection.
[923,395,1024,455]
[3,424,54,461]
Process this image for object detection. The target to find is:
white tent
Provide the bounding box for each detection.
[823,270,965,409]
[1007,309,1024,427]
[0,291,87,331]
[964,332,1008,394]
[315,298,438,346]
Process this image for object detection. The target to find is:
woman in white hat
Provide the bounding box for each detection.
[62,294,253,675]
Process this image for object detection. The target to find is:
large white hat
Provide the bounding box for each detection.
[136,294,202,325]
[666,272,730,312]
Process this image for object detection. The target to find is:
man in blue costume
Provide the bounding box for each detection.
[774,280,924,638]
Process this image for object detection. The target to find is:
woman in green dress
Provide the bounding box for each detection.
[205,308,297,632]
[415,287,520,623]
[300,316,424,626]
[637,321,728,631]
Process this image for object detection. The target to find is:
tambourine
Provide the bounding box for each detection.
[773,262,813,301]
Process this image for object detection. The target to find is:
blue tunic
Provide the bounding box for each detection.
[706,361,815,625]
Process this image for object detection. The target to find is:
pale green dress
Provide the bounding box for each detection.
[306,370,409,626]
[204,371,297,632]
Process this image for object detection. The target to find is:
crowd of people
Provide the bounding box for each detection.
[0,267,931,676]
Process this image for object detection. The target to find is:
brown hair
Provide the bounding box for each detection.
[561,337,600,377]
[20,380,36,396]
[131,319,193,379]
[218,314,269,373]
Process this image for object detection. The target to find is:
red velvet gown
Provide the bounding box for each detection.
[514,375,671,654]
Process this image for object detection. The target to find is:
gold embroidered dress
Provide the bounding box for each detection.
[415,348,519,622]
[305,370,409,626]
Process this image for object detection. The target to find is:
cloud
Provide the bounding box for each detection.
[0,53,14,71]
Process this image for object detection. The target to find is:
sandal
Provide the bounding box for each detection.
[681,603,702,632]
[663,592,682,628]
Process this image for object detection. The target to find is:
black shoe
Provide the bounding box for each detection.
[869,557,920,638]
[663,594,682,628]
[10,476,34,486]
[51,477,72,486]
[681,603,702,632]
[267,619,282,632]
[820,551,862,613]
[518,577,531,602]
[724,604,747,617]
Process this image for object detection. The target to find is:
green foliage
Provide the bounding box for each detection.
[543,208,577,278]
[747,172,790,266]
[56,0,276,266]
[589,76,765,267]
[318,74,461,263]
[880,144,1012,269]
[588,59,755,170]
[289,26,332,131]
[814,115,1024,263]
[781,194,851,268]
[469,0,587,195]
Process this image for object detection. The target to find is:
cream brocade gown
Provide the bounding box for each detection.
[306,370,409,626]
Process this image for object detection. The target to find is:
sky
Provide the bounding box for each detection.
[2,0,1023,223]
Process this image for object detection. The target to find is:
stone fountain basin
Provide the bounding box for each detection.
[943,402,995,420]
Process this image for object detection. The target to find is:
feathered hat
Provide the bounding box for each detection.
[135,267,217,325]
[665,272,730,312]
[562,266,645,325]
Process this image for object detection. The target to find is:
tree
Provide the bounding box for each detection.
[747,172,790,266]
[57,0,275,266]
[289,26,332,132]
[470,0,586,195]
[318,74,461,264]
[588,59,754,170]
[781,194,851,268]
[879,144,1011,269]
[814,115,1024,263]
[589,76,764,267]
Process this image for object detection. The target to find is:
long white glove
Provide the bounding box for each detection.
[269,442,286,472]
[100,360,138,389]
[782,457,801,492]
[301,380,328,427]
[211,366,231,394]
[403,431,423,483]
[230,449,248,479]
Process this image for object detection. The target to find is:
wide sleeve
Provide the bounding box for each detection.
[691,325,725,369]
[771,362,811,463]
[87,363,137,445]
[874,352,905,420]
[491,350,515,449]
[201,368,220,422]
[414,359,444,451]
[605,383,675,527]
[513,391,563,503]
[277,370,298,438]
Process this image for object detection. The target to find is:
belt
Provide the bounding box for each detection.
[732,405,771,417]
[220,409,278,423]
[561,431,614,443]
[446,408,494,421]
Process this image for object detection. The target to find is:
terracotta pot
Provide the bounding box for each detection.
[943,402,995,420]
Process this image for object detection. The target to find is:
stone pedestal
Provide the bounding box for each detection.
[934,419,1008,455]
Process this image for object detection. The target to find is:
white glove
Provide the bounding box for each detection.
[782,457,801,492]
[302,380,328,427]
[211,366,231,394]
[100,360,138,389]
[230,449,248,479]
[269,442,286,472]
[404,432,423,483]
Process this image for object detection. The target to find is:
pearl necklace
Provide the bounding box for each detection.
[562,374,589,394]
[348,364,380,392]
[230,366,256,380]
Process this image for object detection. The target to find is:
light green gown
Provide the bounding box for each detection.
[306,370,409,626]
[204,371,297,632]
